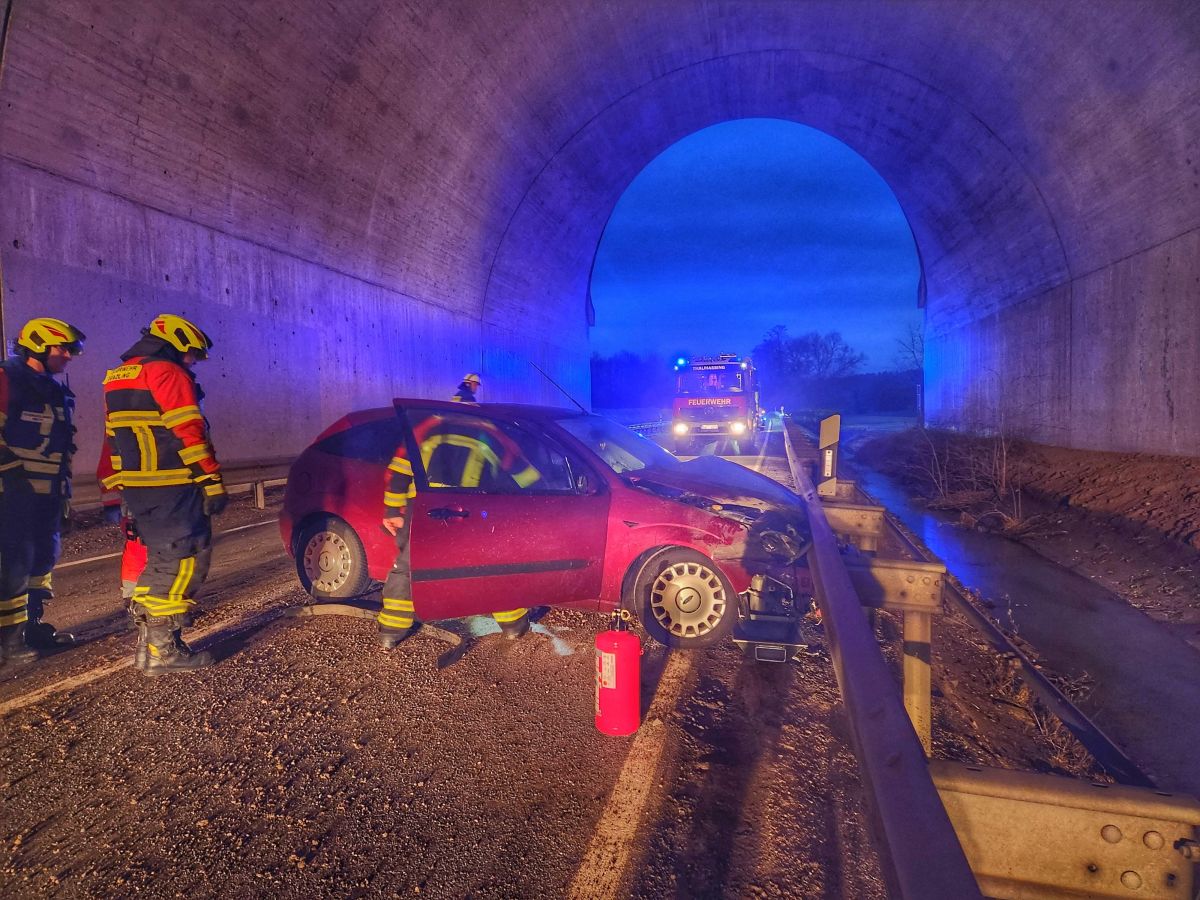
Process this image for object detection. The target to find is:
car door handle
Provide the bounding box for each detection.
[428,506,469,521]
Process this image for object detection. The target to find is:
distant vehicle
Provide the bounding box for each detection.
[279,399,808,650]
[669,354,764,454]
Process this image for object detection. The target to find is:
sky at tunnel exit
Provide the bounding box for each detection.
[589,118,923,372]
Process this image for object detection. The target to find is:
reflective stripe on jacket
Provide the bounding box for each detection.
[0,357,75,495]
[102,357,222,493]
[383,450,416,517]
[411,414,540,490]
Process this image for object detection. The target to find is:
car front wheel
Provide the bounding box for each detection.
[295,515,372,599]
[629,547,737,649]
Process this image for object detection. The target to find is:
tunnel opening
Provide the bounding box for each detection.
[586,118,922,422]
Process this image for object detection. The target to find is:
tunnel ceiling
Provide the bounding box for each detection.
[2,0,1195,340]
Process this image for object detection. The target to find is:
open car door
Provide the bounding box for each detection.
[400,406,610,621]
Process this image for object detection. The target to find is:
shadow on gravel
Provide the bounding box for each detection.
[624,647,859,899]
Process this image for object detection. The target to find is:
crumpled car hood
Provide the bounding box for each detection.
[629,455,802,511]
[627,456,811,565]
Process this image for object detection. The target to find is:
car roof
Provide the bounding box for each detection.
[311,400,590,443]
[391,398,587,420]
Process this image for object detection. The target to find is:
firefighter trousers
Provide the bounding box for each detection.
[375,528,528,634]
[0,485,62,628]
[122,484,212,618]
[378,527,414,635]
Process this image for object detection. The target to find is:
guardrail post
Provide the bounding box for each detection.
[253,481,266,510]
[903,611,933,754]
[817,414,840,498]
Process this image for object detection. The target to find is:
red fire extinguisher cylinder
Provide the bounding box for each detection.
[595,612,641,736]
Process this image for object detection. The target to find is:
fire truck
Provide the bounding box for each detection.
[670,354,764,453]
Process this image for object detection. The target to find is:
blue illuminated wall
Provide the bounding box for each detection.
[1,0,1196,463]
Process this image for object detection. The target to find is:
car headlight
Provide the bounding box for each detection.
[730,421,747,435]
[672,422,689,435]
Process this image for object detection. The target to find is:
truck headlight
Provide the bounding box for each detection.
[730,421,747,435]
[672,422,689,436]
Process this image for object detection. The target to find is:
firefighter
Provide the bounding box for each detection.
[0,317,84,664]
[102,314,225,674]
[412,411,539,639]
[376,447,417,648]
[451,372,481,403]
[96,435,148,623]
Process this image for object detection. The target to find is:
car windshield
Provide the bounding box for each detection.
[676,366,745,395]
[554,414,680,475]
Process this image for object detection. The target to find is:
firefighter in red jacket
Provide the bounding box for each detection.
[374,425,535,647]
[102,314,225,673]
[377,448,418,648]
[410,410,539,640]
[0,318,85,665]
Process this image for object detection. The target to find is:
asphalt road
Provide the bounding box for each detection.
[0,456,886,898]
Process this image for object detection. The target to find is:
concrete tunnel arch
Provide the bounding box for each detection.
[0,0,1196,473]
[483,50,1064,385]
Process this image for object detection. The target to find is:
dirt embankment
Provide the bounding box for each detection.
[854,429,1200,646]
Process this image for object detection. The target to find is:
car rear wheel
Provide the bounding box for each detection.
[295,515,372,599]
[629,547,736,649]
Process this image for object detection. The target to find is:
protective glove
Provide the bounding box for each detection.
[102,504,122,525]
[202,489,228,517]
[60,498,73,532]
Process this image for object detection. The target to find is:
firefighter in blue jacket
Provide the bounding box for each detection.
[0,318,85,664]
[451,373,481,403]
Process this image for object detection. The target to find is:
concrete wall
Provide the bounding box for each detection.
[1,0,1197,468]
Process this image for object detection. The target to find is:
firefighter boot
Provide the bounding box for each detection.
[497,612,530,641]
[24,594,74,648]
[0,623,40,666]
[378,626,415,650]
[142,616,214,675]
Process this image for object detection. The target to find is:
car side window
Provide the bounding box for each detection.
[403,409,574,494]
[315,417,406,464]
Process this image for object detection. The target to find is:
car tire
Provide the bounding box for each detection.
[295,515,372,599]
[629,547,737,649]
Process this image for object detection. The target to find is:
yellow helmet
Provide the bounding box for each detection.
[463,372,481,385]
[17,317,86,355]
[147,314,213,358]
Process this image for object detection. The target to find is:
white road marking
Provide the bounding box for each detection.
[567,651,693,900]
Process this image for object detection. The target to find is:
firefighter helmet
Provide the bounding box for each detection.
[463,372,481,386]
[16,318,86,355]
[147,314,213,359]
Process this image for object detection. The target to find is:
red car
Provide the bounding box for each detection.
[279,399,809,650]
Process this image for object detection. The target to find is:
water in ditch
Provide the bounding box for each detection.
[857,468,1200,797]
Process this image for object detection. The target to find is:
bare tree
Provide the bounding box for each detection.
[894,321,925,425]
[754,326,866,379]
[894,321,924,371]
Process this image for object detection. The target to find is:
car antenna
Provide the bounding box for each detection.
[530,361,588,413]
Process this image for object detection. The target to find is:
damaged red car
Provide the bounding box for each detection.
[279,400,810,650]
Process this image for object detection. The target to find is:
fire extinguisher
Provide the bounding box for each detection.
[595,609,641,736]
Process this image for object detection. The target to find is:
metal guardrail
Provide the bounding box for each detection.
[782,422,982,899]
[626,420,666,435]
[70,459,293,512]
